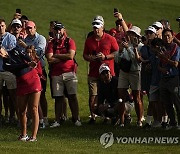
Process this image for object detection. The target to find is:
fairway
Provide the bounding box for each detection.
[0,0,180,153]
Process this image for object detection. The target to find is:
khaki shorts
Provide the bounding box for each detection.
[52,72,78,97]
[118,70,141,90]
[0,72,16,89]
[88,76,98,96]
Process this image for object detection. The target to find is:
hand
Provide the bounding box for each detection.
[96,52,105,61]
[48,57,60,64]
[114,12,123,20]
[132,37,139,48]
[18,39,27,48]
[121,41,128,49]
[0,48,9,58]
[28,61,37,68]
[14,13,22,19]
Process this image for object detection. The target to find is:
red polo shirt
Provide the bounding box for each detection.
[83,32,119,78]
[46,37,76,76]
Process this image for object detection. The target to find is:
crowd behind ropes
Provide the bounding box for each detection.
[0,9,180,142]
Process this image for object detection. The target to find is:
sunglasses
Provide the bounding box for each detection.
[153,26,161,30]
[12,25,21,28]
[92,22,101,25]
[145,30,154,35]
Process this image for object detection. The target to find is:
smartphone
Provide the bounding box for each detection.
[114,8,119,13]
[49,32,54,37]
[16,8,21,14]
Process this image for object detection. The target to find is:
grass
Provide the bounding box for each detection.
[0,0,180,153]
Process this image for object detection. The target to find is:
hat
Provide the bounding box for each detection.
[26,21,36,28]
[99,64,110,74]
[176,17,180,22]
[109,28,116,35]
[127,26,141,37]
[152,21,163,29]
[144,26,156,34]
[92,15,104,28]
[11,19,22,26]
[54,22,65,30]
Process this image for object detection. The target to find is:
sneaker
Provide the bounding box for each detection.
[26,137,37,142]
[152,121,162,128]
[137,121,143,127]
[119,123,124,127]
[44,118,49,126]
[39,122,45,129]
[74,120,82,126]
[88,118,96,124]
[141,116,145,122]
[143,123,151,129]
[124,115,132,125]
[18,134,29,141]
[50,121,60,128]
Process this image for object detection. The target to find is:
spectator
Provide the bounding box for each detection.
[152,21,163,39]
[117,26,144,126]
[46,22,81,127]
[98,64,133,126]
[0,19,17,126]
[158,29,180,129]
[83,15,119,123]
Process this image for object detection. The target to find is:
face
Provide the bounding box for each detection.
[145,30,156,40]
[116,24,123,32]
[93,26,104,37]
[153,26,163,38]
[100,70,111,83]
[0,21,6,35]
[26,26,36,36]
[163,31,174,44]
[127,31,139,43]
[11,24,22,35]
[54,28,65,39]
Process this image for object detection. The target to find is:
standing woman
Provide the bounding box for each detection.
[0,46,41,142]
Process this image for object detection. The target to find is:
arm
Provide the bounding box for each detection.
[114,12,128,32]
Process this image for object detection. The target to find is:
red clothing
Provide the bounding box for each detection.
[176,33,180,40]
[83,33,119,78]
[46,37,76,76]
[16,69,42,96]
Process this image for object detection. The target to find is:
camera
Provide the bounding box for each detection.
[114,8,119,13]
[16,8,21,14]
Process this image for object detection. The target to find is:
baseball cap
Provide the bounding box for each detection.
[144,26,156,34]
[152,21,163,29]
[92,15,104,28]
[11,19,22,26]
[99,64,110,74]
[26,21,36,28]
[127,26,141,37]
[176,17,180,22]
[54,22,65,30]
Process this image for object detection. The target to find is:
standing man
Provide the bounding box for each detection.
[46,22,81,127]
[0,19,17,126]
[83,15,119,123]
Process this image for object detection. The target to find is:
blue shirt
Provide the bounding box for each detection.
[0,32,17,71]
[25,32,46,68]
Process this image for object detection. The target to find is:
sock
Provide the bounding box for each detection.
[146,116,152,125]
[162,116,168,123]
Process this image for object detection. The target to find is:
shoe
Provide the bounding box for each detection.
[50,121,60,128]
[26,137,37,142]
[143,123,151,129]
[88,118,96,124]
[124,115,132,125]
[39,122,45,129]
[44,118,49,126]
[137,121,143,127]
[119,123,124,127]
[141,116,145,122]
[74,120,82,126]
[152,121,162,128]
[18,134,29,141]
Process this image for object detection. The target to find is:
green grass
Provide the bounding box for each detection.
[0,0,180,153]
